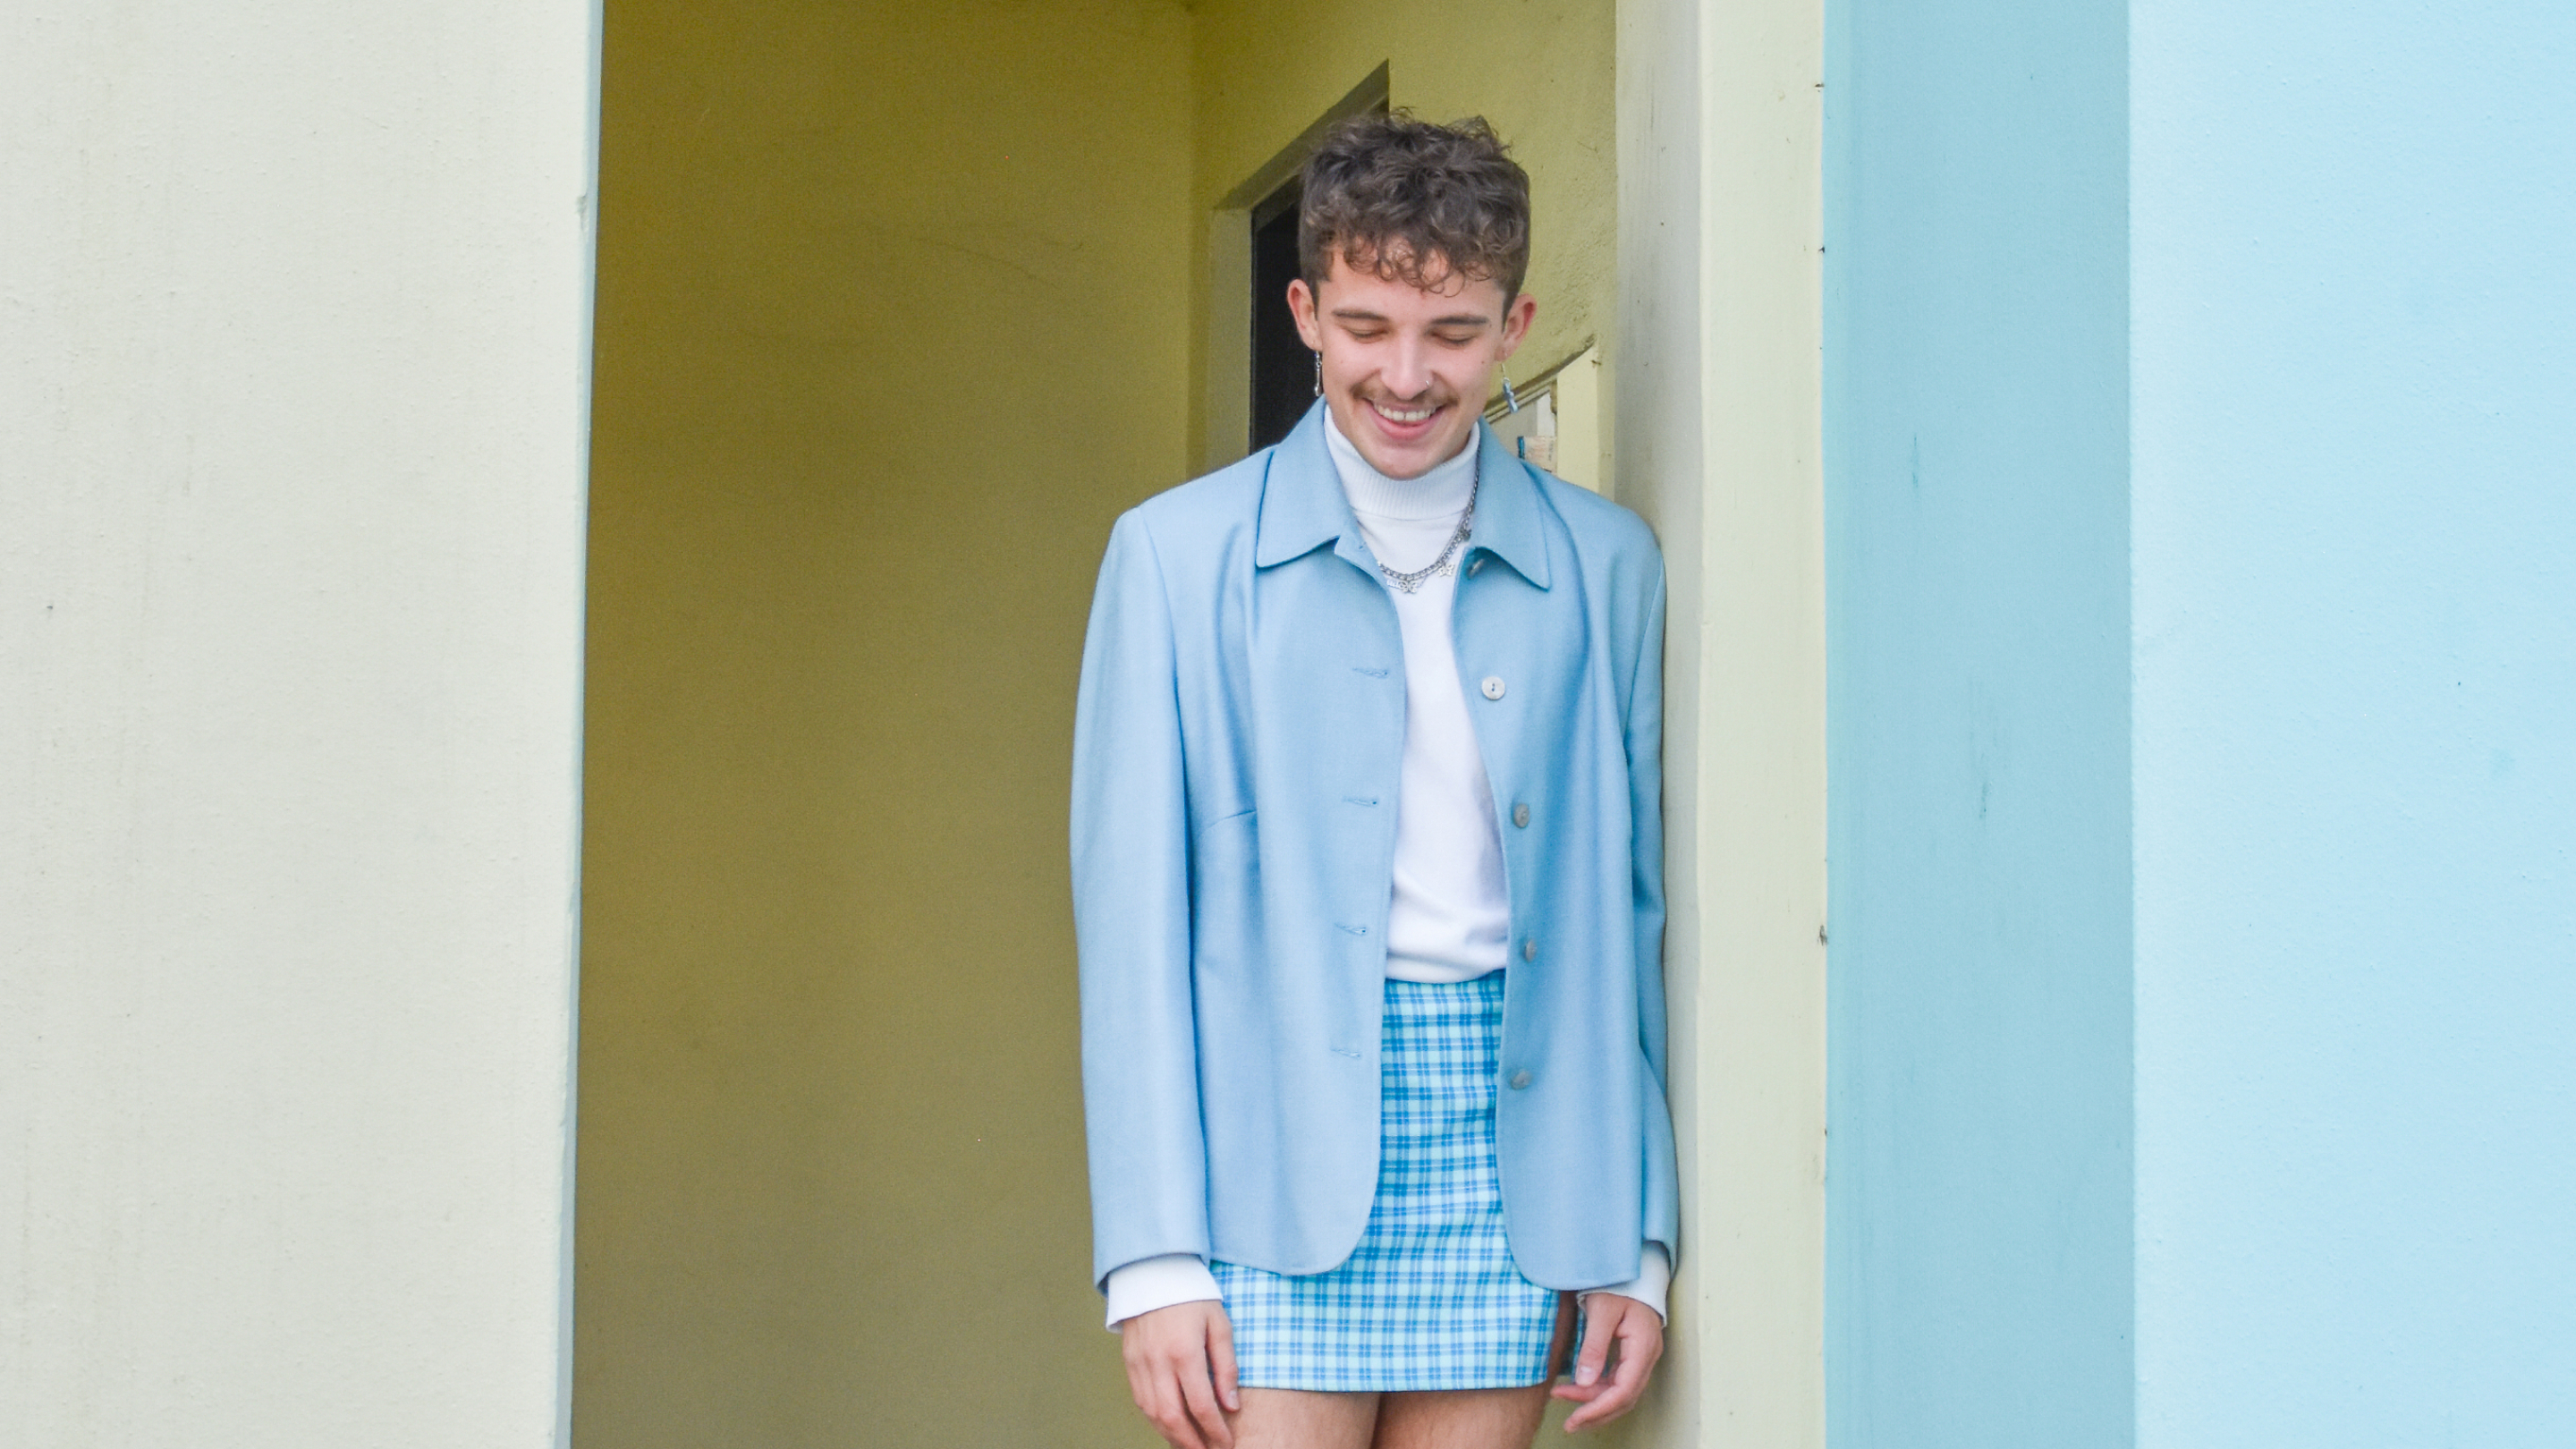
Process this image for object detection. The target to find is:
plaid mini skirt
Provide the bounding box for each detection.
[1211,974,1565,1392]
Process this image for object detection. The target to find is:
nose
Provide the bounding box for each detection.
[1382,335,1434,400]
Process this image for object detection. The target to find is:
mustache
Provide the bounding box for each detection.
[1353,387,1459,409]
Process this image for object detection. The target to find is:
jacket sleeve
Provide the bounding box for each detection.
[1624,563,1680,1261]
[1071,510,1209,1292]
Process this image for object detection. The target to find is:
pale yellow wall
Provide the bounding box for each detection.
[578,3,1193,1445]
[1612,0,1827,1445]
[583,5,1650,1444]
[1187,0,1619,484]
[4,4,591,1443]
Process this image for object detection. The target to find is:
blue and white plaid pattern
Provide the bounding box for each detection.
[1213,974,1563,1392]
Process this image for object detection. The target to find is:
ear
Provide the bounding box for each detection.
[1496,291,1539,360]
[1287,277,1326,352]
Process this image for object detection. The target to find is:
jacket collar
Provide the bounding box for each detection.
[1253,401,1553,589]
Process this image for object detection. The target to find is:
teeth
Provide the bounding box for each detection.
[1372,401,1437,423]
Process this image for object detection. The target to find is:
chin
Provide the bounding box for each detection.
[1402,427,1475,468]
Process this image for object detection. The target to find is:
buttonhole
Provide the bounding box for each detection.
[1343,796,1379,807]
[1335,922,1369,936]
[1352,666,1390,677]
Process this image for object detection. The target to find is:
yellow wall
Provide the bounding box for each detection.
[580,3,1619,1444]
[577,2,1193,1445]
[1188,0,1619,480]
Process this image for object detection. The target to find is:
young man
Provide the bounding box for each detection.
[1073,114,1674,1449]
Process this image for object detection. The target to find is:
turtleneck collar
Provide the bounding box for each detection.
[1323,408,1479,521]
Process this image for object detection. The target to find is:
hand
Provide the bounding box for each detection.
[1120,1299,1241,1449]
[1551,1292,1663,1432]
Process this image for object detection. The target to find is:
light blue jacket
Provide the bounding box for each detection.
[1072,402,1676,1295]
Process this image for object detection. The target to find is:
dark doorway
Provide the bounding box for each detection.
[1250,180,1310,453]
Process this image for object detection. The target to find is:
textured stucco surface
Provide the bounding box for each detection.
[574,3,1194,1445]
[2,3,596,1443]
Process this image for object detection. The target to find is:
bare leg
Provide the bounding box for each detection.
[1369,1385,1552,1449]
[1228,1388,1379,1449]
[1369,1294,1577,1449]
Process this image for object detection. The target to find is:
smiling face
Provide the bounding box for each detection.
[1287,250,1538,479]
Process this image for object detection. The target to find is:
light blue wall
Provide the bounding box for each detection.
[1822,0,2135,1443]
[2130,3,2576,1445]
[1828,0,2575,1440]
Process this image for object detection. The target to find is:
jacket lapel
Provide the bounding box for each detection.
[1252,403,1377,574]
[1465,423,1553,589]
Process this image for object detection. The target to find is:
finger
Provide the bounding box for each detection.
[1563,1362,1641,1428]
[1148,1361,1209,1449]
[1561,1361,1616,1427]
[1124,1341,1165,1427]
[1563,1369,1629,1430]
[1565,1309,1660,1430]
[1562,1302,1629,1428]
[1572,1301,1614,1387]
[1175,1345,1234,1449]
[1208,1310,1241,1412]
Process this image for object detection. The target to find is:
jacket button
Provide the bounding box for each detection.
[1510,1070,1533,1089]
[1480,676,1506,700]
[1512,802,1530,828]
[1522,936,1538,962]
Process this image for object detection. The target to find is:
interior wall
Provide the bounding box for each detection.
[577,3,1192,1445]
[1187,0,1619,479]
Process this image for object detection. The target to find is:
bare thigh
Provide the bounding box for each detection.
[1368,1292,1579,1449]
[1368,1385,1552,1449]
[1228,1388,1379,1449]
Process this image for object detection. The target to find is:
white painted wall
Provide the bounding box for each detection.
[1,4,596,1444]
[1614,0,1826,1442]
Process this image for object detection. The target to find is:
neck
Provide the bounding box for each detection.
[1323,411,1479,521]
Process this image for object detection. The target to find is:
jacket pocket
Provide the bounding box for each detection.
[1188,809,1260,976]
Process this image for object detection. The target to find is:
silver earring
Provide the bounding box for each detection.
[1500,367,1521,413]
[1313,352,1323,398]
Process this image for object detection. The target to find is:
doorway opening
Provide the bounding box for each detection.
[1249,177,1310,453]
[1202,64,1389,470]
[572,12,1674,1446]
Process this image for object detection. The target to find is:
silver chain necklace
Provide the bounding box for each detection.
[1376,473,1480,594]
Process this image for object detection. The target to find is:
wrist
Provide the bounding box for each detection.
[1104,1252,1223,1329]
[1576,1241,1671,1322]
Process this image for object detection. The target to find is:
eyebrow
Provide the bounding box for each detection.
[1329,308,1495,326]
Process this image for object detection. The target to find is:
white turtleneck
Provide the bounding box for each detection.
[1323,412,1516,986]
[1102,412,1668,1330]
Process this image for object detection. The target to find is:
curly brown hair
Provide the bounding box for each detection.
[1298,112,1532,301]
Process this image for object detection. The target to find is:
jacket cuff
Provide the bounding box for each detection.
[1576,1242,1671,1323]
[1104,1252,1224,1331]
